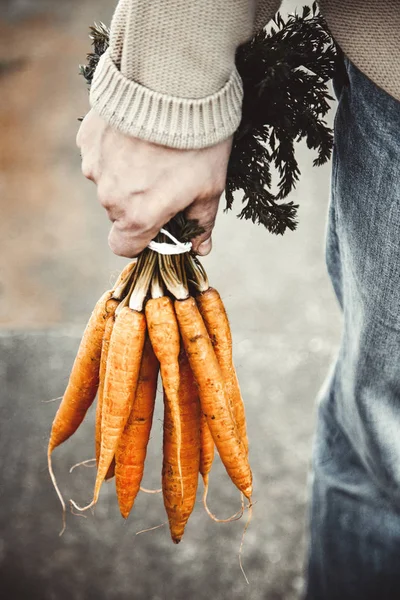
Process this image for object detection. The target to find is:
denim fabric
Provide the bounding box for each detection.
[305,59,400,600]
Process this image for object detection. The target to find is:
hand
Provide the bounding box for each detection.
[77,110,233,257]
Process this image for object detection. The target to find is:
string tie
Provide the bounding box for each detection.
[147,228,192,255]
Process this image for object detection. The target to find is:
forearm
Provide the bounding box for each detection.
[90,0,281,149]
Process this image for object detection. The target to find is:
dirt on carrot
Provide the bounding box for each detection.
[197,287,249,452]
[174,296,252,500]
[88,306,146,508]
[115,335,159,519]
[145,296,183,493]
[162,347,200,543]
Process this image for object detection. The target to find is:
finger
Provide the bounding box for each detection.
[97,183,126,222]
[81,155,98,183]
[76,111,92,149]
[196,236,212,256]
[108,222,159,258]
[107,192,173,258]
[185,195,220,255]
[76,109,101,149]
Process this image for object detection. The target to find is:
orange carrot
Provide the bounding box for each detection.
[115,336,159,518]
[174,297,252,500]
[48,290,118,454]
[197,287,248,452]
[145,296,183,489]
[200,410,244,525]
[163,348,200,543]
[95,313,115,467]
[47,290,118,532]
[74,306,146,510]
[199,413,214,485]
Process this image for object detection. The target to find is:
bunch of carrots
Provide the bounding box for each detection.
[48,226,252,546]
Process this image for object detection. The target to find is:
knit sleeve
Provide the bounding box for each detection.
[89,0,281,149]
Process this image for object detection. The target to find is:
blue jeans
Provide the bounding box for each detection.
[305,58,400,600]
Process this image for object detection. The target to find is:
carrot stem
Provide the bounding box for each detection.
[159,254,188,300]
[129,251,156,311]
[115,251,156,314]
[150,266,164,299]
[112,260,137,300]
[185,254,209,293]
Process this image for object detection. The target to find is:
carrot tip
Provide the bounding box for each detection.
[172,537,181,544]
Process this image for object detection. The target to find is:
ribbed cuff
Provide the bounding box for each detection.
[89,50,243,149]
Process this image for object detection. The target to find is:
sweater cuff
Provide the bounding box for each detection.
[89,50,243,149]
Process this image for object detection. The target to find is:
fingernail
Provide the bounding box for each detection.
[197,237,212,256]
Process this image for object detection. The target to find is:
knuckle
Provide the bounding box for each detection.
[197,188,223,203]
[124,211,150,235]
[196,189,214,202]
[211,177,226,198]
[81,161,94,181]
[97,188,113,210]
[76,122,85,149]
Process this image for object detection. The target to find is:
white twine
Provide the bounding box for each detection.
[147,228,192,255]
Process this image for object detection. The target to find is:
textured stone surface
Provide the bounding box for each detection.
[0,1,341,599]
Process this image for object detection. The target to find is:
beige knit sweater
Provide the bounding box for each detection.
[90,1,399,149]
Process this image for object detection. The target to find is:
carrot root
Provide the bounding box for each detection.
[70,505,87,519]
[69,498,96,513]
[196,287,249,452]
[136,522,166,536]
[48,290,118,454]
[115,335,159,519]
[69,458,96,474]
[175,297,252,499]
[202,478,244,523]
[42,396,63,404]
[140,487,162,494]
[91,307,146,509]
[145,297,183,499]
[239,502,253,585]
[47,451,66,536]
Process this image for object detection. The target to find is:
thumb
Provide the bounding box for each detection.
[185,195,220,256]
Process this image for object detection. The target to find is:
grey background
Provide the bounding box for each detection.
[0,1,341,598]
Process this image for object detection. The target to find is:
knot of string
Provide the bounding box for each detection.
[147,228,192,255]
